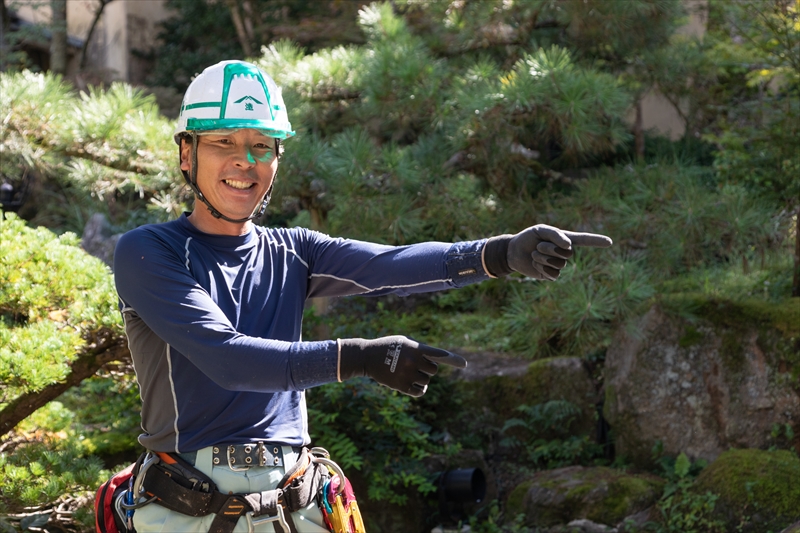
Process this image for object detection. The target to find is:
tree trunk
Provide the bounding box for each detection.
[0,328,129,437]
[226,0,253,57]
[79,0,113,71]
[241,0,255,51]
[634,98,645,161]
[793,208,800,297]
[0,0,11,71]
[49,0,68,75]
[1,0,10,60]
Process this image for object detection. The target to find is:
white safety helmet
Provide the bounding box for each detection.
[175,60,293,223]
[174,60,294,143]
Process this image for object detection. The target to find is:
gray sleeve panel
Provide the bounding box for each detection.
[122,308,182,453]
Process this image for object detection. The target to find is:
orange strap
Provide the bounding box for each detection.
[156,452,177,465]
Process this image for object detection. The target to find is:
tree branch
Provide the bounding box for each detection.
[437,18,559,57]
[307,88,362,102]
[61,148,166,175]
[0,327,129,436]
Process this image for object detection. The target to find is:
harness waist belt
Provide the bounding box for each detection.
[212,442,287,468]
[137,448,324,533]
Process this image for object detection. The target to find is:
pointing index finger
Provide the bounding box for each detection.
[420,344,468,369]
[562,231,613,248]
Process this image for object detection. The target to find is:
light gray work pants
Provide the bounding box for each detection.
[132,446,330,533]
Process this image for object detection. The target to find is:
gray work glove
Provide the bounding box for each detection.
[484,224,612,281]
[338,336,467,397]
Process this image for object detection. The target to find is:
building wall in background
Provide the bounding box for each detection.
[637,0,708,140]
[11,0,707,141]
[11,0,169,83]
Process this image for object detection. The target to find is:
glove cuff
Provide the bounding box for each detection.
[337,338,367,381]
[483,234,514,277]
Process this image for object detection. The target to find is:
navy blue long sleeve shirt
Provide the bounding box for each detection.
[114,214,489,453]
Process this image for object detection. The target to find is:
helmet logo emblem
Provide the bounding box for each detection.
[234,95,263,111]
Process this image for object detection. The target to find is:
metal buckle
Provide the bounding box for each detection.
[246,507,289,533]
[227,445,250,472]
[310,446,330,459]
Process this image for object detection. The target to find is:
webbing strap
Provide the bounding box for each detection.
[208,496,247,533]
[243,490,280,515]
[140,456,304,533]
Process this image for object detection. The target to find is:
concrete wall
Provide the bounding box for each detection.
[12,0,171,83]
[635,0,708,140]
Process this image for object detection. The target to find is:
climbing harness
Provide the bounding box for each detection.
[95,446,366,533]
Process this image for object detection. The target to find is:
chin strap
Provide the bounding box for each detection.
[180,132,278,224]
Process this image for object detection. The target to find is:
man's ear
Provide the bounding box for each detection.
[179,138,192,171]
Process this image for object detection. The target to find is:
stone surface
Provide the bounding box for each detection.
[505,465,664,528]
[81,212,121,268]
[604,301,800,467]
[563,518,617,532]
[695,449,800,532]
[453,355,600,438]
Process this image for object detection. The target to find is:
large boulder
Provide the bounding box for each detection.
[694,448,800,532]
[604,298,800,468]
[453,355,599,439]
[505,465,663,528]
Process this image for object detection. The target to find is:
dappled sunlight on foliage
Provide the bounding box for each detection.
[1,0,798,530]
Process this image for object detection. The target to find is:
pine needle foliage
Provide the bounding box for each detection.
[259,2,638,241]
[0,71,187,231]
[0,438,107,514]
[0,213,124,523]
[0,212,121,408]
[502,163,785,357]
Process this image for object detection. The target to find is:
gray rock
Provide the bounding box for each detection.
[81,213,122,268]
[454,355,600,439]
[604,304,800,468]
[505,465,663,529]
[565,518,617,533]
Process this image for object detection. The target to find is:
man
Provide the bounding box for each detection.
[113,60,612,533]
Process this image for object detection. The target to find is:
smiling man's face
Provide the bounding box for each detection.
[181,128,278,235]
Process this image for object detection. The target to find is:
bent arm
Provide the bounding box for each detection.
[114,229,338,393]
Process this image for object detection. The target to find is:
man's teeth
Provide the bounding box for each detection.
[224,180,253,190]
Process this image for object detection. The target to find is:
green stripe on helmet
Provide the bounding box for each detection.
[185,118,295,139]
[182,101,222,111]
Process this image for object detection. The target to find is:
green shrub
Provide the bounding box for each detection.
[0,212,121,404]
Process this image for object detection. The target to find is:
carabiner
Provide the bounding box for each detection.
[311,456,346,496]
[120,452,159,510]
